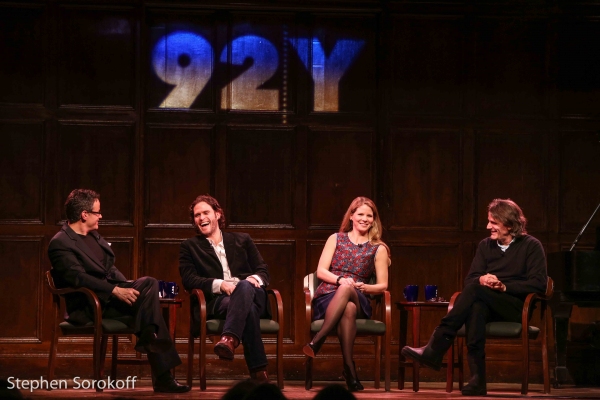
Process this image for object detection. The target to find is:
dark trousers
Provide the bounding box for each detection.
[213,280,269,371]
[439,283,523,358]
[104,276,181,377]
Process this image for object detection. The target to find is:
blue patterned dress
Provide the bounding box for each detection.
[312,232,379,320]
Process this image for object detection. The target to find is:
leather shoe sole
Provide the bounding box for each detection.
[302,342,317,358]
[401,346,442,371]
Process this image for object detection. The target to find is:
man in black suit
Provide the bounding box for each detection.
[179,194,271,383]
[48,189,189,393]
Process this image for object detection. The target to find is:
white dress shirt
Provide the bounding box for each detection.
[208,231,263,294]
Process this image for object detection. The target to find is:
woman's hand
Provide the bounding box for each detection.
[354,281,367,294]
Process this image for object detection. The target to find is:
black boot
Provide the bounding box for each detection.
[401,328,453,371]
[342,361,364,392]
[461,353,487,396]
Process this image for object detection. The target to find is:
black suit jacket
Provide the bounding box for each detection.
[48,223,127,324]
[179,231,270,316]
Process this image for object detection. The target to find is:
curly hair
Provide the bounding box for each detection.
[188,194,226,233]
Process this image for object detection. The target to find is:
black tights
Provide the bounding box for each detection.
[311,285,364,377]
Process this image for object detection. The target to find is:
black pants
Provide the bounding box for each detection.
[212,280,269,371]
[439,283,523,357]
[104,276,181,377]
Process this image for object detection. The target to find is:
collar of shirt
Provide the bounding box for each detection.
[207,231,233,280]
[498,237,515,252]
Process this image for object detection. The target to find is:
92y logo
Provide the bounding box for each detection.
[152,31,364,111]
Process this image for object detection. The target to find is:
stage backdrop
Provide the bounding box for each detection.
[1,0,600,385]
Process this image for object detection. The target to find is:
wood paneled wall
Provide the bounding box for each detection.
[1,0,600,385]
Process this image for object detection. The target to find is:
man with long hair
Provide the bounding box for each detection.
[401,198,547,396]
[48,189,189,393]
[179,194,271,383]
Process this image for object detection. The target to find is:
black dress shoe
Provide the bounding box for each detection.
[342,362,364,392]
[401,345,443,371]
[153,376,191,393]
[461,382,487,396]
[138,328,172,354]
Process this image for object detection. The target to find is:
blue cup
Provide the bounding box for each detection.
[158,280,166,298]
[403,285,418,302]
[425,284,438,301]
[164,281,179,299]
[158,280,179,299]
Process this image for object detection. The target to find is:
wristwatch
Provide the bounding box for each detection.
[336,276,342,285]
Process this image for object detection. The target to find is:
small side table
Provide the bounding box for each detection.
[160,297,183,342]
[396,301,455,392]
[111,297,184,377]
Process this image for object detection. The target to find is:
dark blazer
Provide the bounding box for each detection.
[179,231,270,315]
[48,223,127,324]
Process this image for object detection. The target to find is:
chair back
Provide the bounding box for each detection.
[303,273,319,301]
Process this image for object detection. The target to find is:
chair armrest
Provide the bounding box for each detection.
[189,289,208,338]
[267,289,284,324]
[45,271,103,329]
[382,290,391,327]
[304,287,312,341]
[448,291,461,312]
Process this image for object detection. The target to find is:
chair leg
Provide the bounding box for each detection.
[277,329,284,389]
[521,333,530,394]
[187,330,194,388]
[374,336,381,389]
[542,305,551,394]
[95,334,109,392]
[48,316,60,383]
[446,339,454,392]
[384,330,391,391]
[305,356,313,390]
[458,337,464,391]
[199,336,207,391]
[111,335,119,379]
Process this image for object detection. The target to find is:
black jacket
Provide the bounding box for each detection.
[48,223,127,324]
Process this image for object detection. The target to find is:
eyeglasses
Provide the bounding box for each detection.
[86,210,102,216]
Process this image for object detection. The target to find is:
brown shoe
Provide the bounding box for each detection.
[214,334,239,361]
[250,369,270,384]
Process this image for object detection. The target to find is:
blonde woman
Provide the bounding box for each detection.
[303,197,390,391]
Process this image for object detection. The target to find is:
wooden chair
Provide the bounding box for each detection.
[45,271,135,392]
[446,276,554,394]
[303,272,391,391]
[186,288,284,390]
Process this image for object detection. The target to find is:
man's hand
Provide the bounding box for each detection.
[112,286,139,305]
[220,281,237,295]
[246,276,260,288]
[479,273,506,292]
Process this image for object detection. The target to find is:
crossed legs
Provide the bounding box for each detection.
[304,285,365,390]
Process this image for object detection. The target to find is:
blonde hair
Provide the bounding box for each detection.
[339,196,390,257]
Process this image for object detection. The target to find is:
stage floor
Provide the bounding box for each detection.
[10,381,600,399]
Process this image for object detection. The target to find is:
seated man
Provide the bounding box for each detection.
[179,194,271,383]
[402,198,547,396]
[48,189,189,393]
